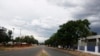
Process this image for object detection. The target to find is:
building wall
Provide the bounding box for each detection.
[78,36,100,55]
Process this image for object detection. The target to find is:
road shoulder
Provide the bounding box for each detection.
[0,46,37,51]
[48,47,97,56]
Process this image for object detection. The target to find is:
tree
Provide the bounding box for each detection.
[91,32,97,35]
[7,30,13,42]
[15,37,21,42]
[0,27,7,43]
[58,19,92,48]
[45,19,96,49]
[15,35,38,44]
[0,27,11,44]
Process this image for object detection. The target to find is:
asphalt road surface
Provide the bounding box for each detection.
[0,45,74,56]
[43,46,73,56]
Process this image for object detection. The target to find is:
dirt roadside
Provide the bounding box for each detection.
[0,45,37,51]
[48,47,98,56]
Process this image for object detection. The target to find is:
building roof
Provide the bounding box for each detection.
[80,35,100,40]
[87,35,100,39]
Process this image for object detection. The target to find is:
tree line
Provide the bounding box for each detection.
[15,35,38,44]
[45,19,97,49]
[0,27,38,45]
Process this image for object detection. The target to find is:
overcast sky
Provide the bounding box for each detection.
[0,0,100,42]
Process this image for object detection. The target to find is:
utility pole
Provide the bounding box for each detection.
[12,28,15,46]
[12,28,15,39]
[20,28,21,37]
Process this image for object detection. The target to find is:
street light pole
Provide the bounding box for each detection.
[19,28,22,46]
[12,28,15,46]
[12,28,15,39]
[20,28,21,37]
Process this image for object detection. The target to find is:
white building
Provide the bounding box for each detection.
[78,35,100,55]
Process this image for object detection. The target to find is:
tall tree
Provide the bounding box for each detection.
[45,19,96,49]
[0,27,7,43]
[7,30,13,42]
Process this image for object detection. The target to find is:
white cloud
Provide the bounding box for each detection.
[0,0,100,42]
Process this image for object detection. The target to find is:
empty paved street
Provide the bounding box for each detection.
[0,46,74,56]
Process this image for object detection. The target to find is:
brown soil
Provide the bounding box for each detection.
[49,47,98,56]
[0,46,37,51]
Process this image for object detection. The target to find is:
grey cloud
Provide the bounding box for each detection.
[91,26,100,34]
[48,0,77,8]
[74,0,100,34]
[49,0,100,34]
[19,24,59,38]
[73,0,100,19]
[1,0,100,42]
